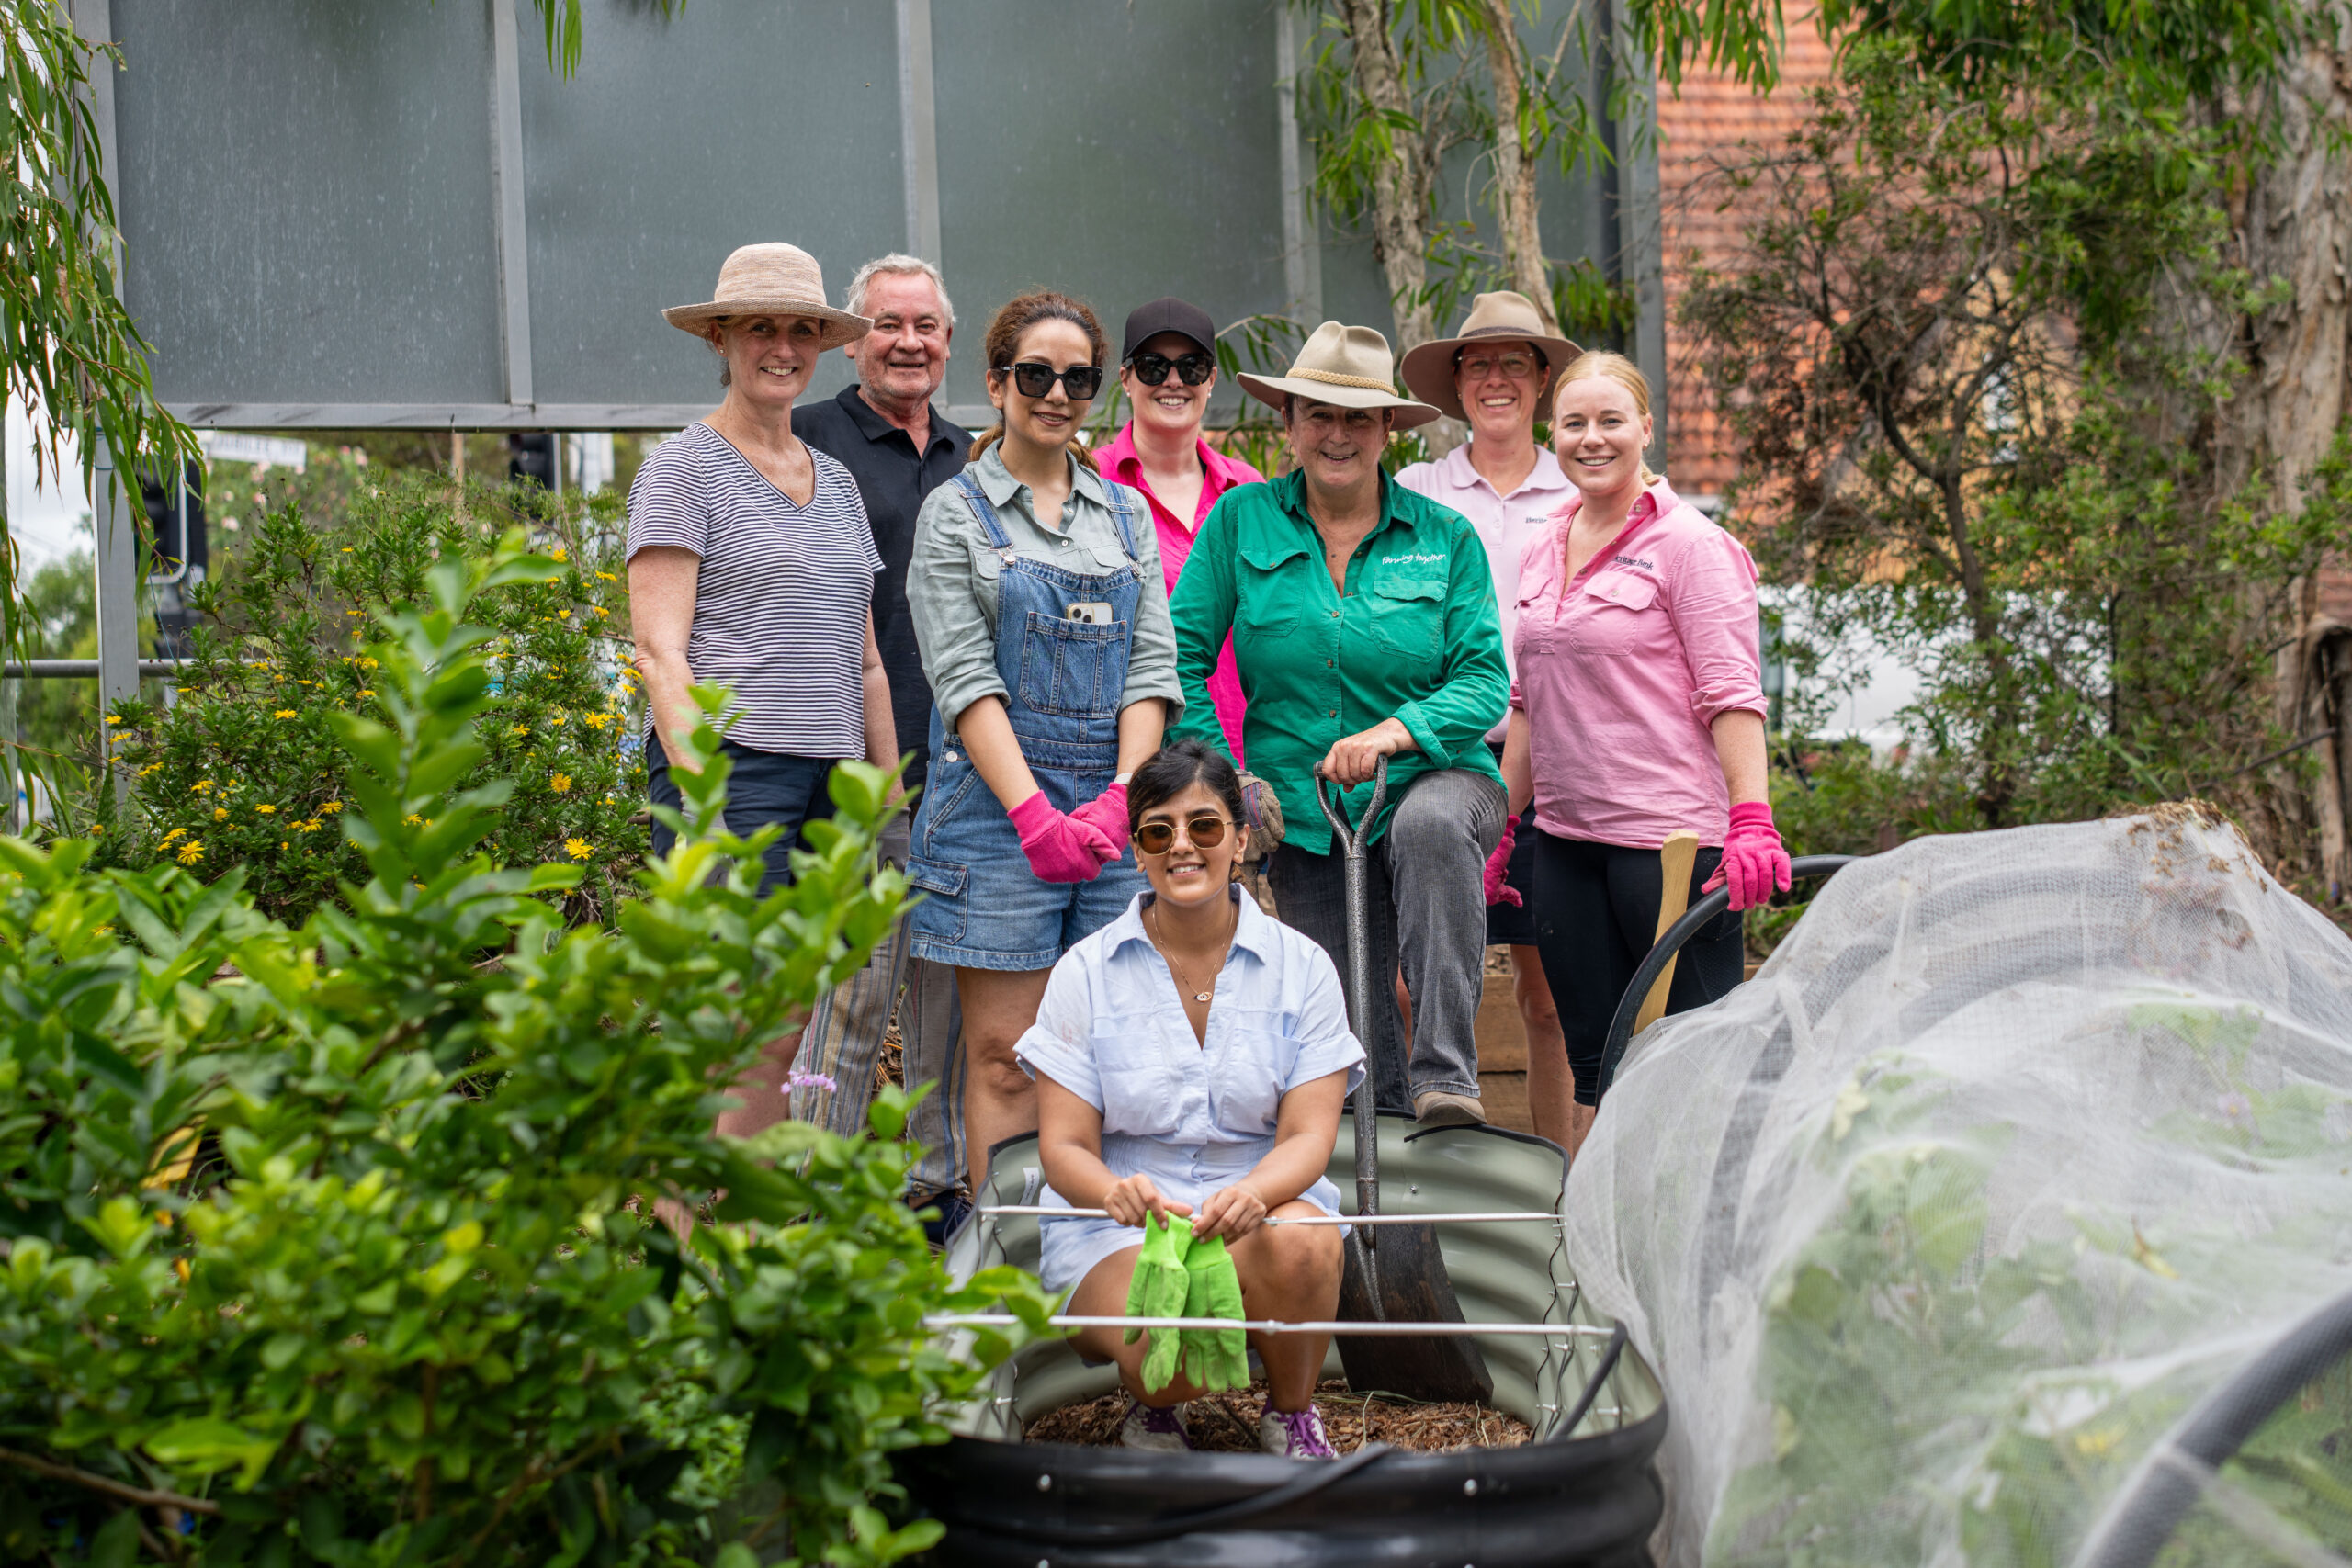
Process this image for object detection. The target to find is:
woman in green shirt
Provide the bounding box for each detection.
[1169,321,1510,1126]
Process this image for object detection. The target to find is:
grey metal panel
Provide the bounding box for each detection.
[514,0,903,412]
[930,0,1288,423]
[110,0,506,406]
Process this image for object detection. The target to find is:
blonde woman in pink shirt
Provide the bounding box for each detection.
[1496,350,1791,1156]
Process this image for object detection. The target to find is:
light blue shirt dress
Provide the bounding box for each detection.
[1013,886,1368,1294]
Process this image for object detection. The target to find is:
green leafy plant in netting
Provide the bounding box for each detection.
[0,536,1051,1565]
[107,473,647,928]
[1713,1010,2352,1566]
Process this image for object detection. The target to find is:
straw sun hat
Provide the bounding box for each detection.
[1397,291,1580,422]
[662,243,870,350]
[1237,321,1440,430]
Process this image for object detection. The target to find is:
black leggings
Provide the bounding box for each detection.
[1531,830,1744,1105]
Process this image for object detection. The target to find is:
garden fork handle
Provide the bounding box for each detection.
[1314,757,1388,1240]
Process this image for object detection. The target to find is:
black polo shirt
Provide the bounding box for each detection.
[794,384,970,758]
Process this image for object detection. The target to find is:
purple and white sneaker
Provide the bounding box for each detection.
[1118,1398,1193,1451]
[1259,1406,1339,1460]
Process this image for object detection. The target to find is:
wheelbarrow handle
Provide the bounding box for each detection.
[1595,853,1856,1099]
[1313,753,1389,856]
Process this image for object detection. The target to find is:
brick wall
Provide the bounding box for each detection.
[1655,21,1838,507]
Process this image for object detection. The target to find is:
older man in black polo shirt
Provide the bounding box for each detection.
[788,254,971,1233]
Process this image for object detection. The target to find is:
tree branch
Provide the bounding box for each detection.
[0,1446,220,1517]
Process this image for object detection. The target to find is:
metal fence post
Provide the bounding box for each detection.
[92,438,140,807]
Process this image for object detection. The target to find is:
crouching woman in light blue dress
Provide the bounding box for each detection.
[1014,739,1365,1461]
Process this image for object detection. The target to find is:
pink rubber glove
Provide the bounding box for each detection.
[1008,791,1118,884]
[1068,782,1130,857]
[1702,801,1792,912]
[1483,816,1522,908]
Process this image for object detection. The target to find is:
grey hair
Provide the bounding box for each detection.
[844,254,956,329]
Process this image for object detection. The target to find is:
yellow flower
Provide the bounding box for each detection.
[346,609,363,616]
[549,773,572,794]
[511,725,530,736]
[582,712,610,730]
[280,840,288,850]
[105,716,122,726]
[320,801,343,814]
[160,827,187,843]
[549,547,568,562]
[591,604,610,618]
[175,840,204,865]
[213,807,228,821]
[254,804,277,815]
[341,547,355,553]
[565,838,593,862]
[296,819,322,832]
[193,779,213,794]
[403,814,424,827]
[274,709,298,718]
[138,762,162,776]
[557,608,572,620]
[356,690,375,699]
[594,570,616,582]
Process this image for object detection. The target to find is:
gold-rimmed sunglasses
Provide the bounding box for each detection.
[1132,812,1233,856]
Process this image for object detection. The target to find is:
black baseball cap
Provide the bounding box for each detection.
[1120,297,1217,363]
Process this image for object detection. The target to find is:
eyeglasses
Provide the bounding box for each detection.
[1458,351,1542,381]
[998,361,1104,400]
[1132,812,1232,856]
[1128,351,1216,388]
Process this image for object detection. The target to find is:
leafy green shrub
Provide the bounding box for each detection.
[0,542,1049,1565]
[108,473,646,927]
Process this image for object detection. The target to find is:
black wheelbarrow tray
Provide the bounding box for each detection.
[898,1117,1668,1567]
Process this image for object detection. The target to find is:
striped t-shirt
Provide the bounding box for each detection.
[626,421,883,757]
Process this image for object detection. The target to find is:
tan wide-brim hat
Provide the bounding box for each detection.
[662,243,870,350]
[1236,321,1441,430]
[1398,291,1581,421]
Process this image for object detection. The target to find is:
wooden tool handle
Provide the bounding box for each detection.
[1633,830,1702,1034]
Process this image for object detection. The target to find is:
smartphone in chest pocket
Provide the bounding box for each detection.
[1065,602,1115,626]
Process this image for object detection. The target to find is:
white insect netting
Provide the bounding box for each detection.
[1563,809,2352,1567]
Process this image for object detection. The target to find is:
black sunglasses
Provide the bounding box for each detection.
[998,360,1104,400]
[1132,812,1232,856]
[1128,351,1216,388]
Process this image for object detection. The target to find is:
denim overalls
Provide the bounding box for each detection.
[905,471,1151,971]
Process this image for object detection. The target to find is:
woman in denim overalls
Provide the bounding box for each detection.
[905,291,1182,1177]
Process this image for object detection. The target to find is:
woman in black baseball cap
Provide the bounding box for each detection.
[1096,299,1266,768]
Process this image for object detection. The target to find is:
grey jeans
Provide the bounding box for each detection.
[1268,767,1505,1111]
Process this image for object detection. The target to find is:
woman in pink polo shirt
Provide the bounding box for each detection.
[1097,297,1265,763]
[1497,350,1790,1156]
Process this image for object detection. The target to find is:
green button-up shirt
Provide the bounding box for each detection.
[1170,469,1508,853]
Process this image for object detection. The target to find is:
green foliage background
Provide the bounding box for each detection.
[105,474,647,928]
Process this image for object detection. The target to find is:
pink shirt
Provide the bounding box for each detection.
[1098,423,1266,763]
[1510,478,1768,849]
[1393,444,1577,740]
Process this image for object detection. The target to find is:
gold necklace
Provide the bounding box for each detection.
[1148,901,1232,1005]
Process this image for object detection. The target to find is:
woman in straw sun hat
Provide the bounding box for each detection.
[628,241,897,1137]
[1169,321,1510,1127]
[1394,290,1581,1149]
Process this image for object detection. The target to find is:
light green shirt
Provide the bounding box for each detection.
[908,446,1183,732]
[1169,470,1508,852]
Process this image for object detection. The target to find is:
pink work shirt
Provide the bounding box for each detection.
[1098,423,1265,763]
[1393,444,1577,741]
[1510,477,1768,850]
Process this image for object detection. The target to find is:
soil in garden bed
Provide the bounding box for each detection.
[1023,1379,1533,1454]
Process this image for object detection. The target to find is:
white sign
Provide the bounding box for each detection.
[198,431,309,472]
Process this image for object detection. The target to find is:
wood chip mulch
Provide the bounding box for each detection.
[1023,1379,1532,1454]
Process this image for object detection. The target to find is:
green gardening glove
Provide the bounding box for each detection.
[1177,1233,1250,1393]
[1123,1212,1194,1394]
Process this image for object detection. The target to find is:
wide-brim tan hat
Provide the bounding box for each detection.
[662,243,870,351]
[1398,291,1581,421]
[1236,321,1441,430]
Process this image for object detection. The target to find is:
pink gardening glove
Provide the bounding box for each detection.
[1008,790,1118,884]
[1702,801,1793,912]
[1068,782,1130,857]
[1483,816,1522,908]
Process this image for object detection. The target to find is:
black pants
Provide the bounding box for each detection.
[1531,830,1744,1105]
